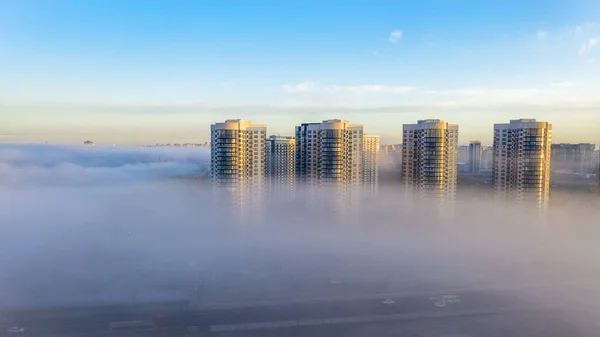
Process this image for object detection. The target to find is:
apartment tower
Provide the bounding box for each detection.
[295,120,363,187]
[295,120,364,211]
[492,119,552,210]
[468,141,482,174]
[363,134,380,196]
[265,135,296,201]
[210,120,267,216]
[402,119,459,202]
[551,143,596,174]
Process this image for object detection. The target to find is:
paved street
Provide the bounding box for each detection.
[0,285,577,337]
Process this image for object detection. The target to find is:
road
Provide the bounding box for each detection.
[0,285,565,337]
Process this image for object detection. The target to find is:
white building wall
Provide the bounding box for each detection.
[210,119,267,220]
[493,119,552,210]
[401,119,459,203]
[295,120,365,213]
[266,136,296,201]
[363,134,380,196]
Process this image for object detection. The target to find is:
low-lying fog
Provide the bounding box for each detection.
[1,144,599,322]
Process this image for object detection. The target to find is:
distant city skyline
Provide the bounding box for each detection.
[1,1,599,144]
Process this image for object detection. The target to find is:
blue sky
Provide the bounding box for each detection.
[1,0,599,144]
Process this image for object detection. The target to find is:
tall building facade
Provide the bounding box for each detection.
[295,120,363,187]
[363,134,380,196]
[265,136,296,200]
[492,119,552,209]
[295,122,319,184]
[458,145,469,164]
[468,141,482,174]
[295,120,365,212]
[482,146,494,171]
[402,119,459,202]
[210,120,267,216]
[551,143,596,174]
[597,150,600,194]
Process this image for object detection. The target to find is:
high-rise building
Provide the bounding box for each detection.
[380,144,402,167]
[363,134,380,196]
[492,119,552,209]
[551,143,596,174]
[210,120,267,215]
[265,136,296,200]
[468,141,482,174]
[597,150,600,194]
[402,119,459,202]
[482,146,494,171]
[458,145,469,164]
[295,120,365,212]
[295,122,320,184]
[295,120,363,187]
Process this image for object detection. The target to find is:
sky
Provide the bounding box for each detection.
[1,0,600,145]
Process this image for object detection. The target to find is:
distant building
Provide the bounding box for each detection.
[380,144,402,167]
[597,150,600,194]
[551,143,596,174]
[468,141,482,174]
[493,119,552,210]
[458,145,469,164]
[402,119,459,202]
[265,136,296,201]
[481,146,494,171]
[363,134,380,196]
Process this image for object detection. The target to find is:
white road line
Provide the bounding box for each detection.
[193,280,592,312]
[210,306,545,332]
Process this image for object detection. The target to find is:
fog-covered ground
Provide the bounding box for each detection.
[0,144,209,186]
[0,144,599,322]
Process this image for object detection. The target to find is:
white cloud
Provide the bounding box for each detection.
[281,81,321,93]
[339,84,414,94]
[279,81,595,108]
[421,87,563,106]
[424,88,543,97]
[578,37,599,55]
[388,30,403,43]
[537,30,548,40]
[551,81,576,88]
[536,23,599,58]
[282,81,415,95]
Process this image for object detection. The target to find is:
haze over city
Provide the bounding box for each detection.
[1,1,600,336]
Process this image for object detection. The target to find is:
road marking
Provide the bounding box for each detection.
[109,320,153,330]
[192,280,591,312]
[429,295,461,307]
[210,306,545,332]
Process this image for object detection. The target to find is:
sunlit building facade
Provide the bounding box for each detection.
[266,136,296,201]
[482,146,494,171]
[295,120,364,212]
[493,119,552,210]
[295,120,363,187]
[210,119,267,218]
[363,134,380,196]
[402,119,459,202]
